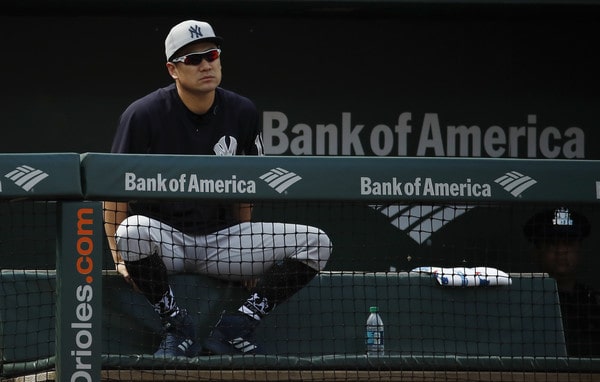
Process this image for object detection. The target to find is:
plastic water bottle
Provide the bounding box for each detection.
[366,306,384,356]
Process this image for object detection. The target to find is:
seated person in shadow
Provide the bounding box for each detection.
[524,207,600,357]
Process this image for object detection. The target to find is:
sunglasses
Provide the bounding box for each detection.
[171,48,221,65]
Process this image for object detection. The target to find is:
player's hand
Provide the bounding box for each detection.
[115,262,141,293]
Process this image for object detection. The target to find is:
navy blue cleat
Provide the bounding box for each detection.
[203,312,263,355]
[154,309,198,357]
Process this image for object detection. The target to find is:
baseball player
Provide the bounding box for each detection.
[103,20,332,357]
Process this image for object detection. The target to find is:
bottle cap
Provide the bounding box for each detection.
[369,306,378,313]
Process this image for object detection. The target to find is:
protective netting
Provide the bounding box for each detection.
[0,201,58,379]
[2,200,600,381]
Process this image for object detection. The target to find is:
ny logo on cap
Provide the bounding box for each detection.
[188,25,203,39]
[553,207,573,227]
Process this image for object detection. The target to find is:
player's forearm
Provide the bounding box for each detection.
[102,201,129,265]
[235,203,253,222]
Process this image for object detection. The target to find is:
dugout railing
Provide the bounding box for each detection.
[1,153,600,381]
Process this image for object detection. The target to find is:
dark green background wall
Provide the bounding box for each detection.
[2,1,599,157]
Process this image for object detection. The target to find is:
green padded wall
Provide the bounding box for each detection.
[1,271,565,369]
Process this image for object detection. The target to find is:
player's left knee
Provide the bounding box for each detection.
[312,228,332,270]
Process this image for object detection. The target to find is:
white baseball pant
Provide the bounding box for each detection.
[115,215,331,281]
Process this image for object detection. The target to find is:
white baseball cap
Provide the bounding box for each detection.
[165,20,223,61]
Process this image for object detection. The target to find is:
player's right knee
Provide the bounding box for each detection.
[116,240,153,262]
[115,215,149,240]
[115,215,153,262]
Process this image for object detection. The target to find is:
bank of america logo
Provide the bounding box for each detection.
[371,204,474,244]
[260,168,302,193]
[4,165,49,191]
[494,171,537,197]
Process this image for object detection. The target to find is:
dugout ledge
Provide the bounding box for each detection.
[2,270,594,379]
